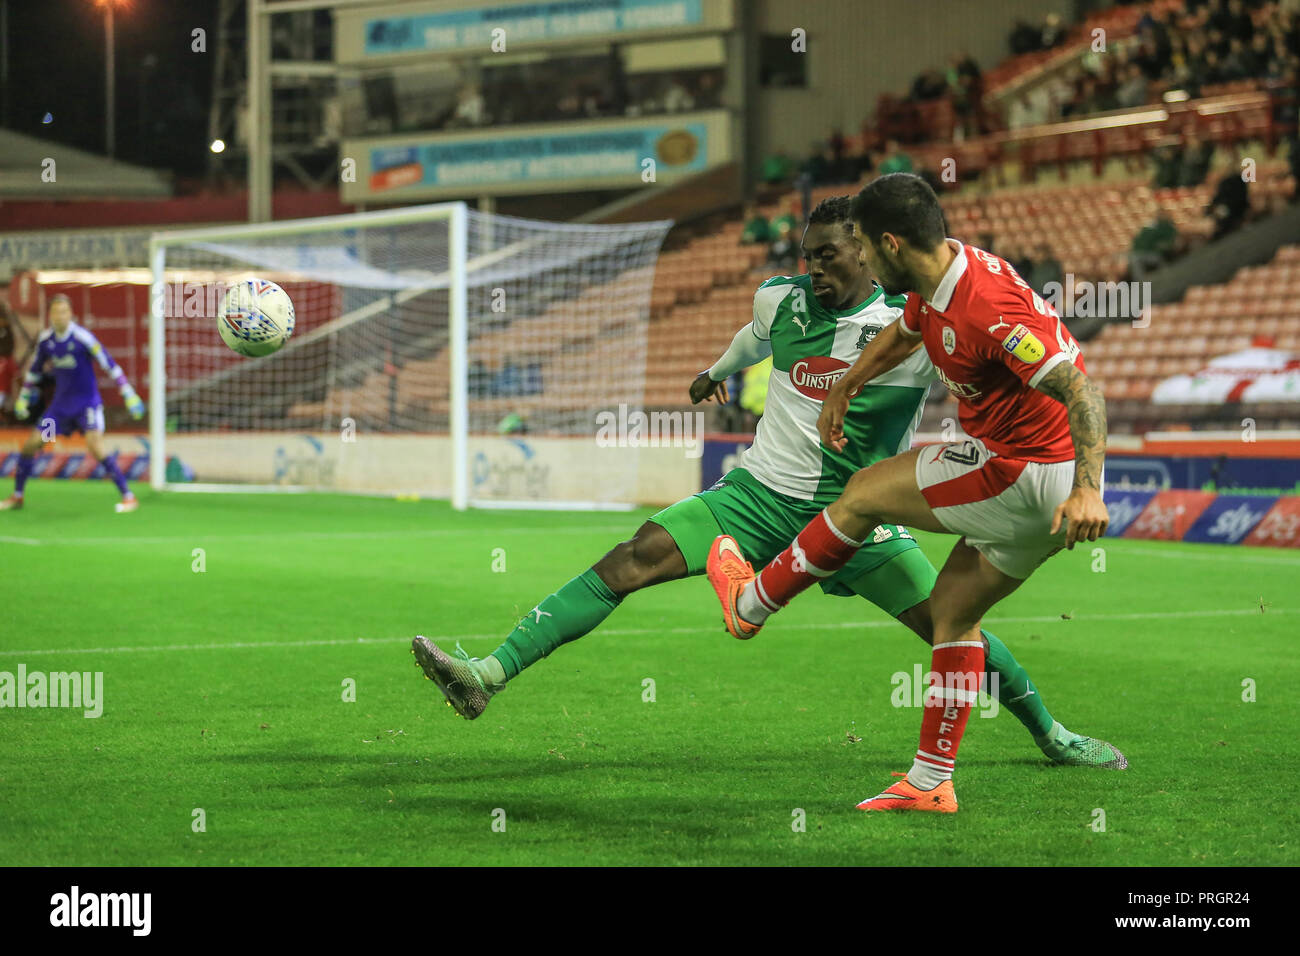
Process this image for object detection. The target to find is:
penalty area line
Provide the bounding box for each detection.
[1,606,1291,658]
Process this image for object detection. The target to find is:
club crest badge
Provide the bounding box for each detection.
[942,326,956,355]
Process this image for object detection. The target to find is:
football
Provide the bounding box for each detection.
[218,278,296,357]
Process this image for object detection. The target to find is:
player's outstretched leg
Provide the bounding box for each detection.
[1037,722,1128,769]
[705,535,761,639]
[411,636,499,720]
[413,517,691,718]
[707,451,945,635]
[1,432,44,511]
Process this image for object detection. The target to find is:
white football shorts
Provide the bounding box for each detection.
[915,437,1084,579]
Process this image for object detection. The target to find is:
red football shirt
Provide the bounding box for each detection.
[899,240,1084,463]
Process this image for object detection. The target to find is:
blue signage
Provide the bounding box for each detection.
[1182,494,1276,544]
[369,122,708,192]
[365,0,705,56]
[1102,489,1159,536]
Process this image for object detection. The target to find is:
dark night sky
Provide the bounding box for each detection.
[2,0,222,174]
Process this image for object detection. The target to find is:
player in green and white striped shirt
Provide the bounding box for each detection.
[411,197,1122,769]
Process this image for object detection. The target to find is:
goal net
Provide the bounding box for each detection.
[149,203,671,509]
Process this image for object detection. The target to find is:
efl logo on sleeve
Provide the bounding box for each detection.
[1001,323,1045,364]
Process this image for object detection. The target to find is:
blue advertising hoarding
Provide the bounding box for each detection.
[346,111,727,200]
[1181,494,1277,544]
[360,0,705,57]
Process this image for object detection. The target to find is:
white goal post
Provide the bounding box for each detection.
[147,202,671,509]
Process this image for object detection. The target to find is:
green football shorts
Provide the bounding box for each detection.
[648,467,937,619]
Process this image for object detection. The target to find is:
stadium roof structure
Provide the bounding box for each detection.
[0,128,172,199]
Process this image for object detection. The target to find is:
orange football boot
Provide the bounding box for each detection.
[705,535,763,639]
[856,774,958,813]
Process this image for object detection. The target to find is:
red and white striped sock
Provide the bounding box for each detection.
[737,509,864,624]
[908,641,986,791]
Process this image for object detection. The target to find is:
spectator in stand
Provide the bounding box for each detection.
[1237,34,1267,78]
[0,306,16,422]
[1005,243,1034,282]
[1152,138,1185,188]
[947,51,984,137]
[1041,13,1068,50]
[1061,75,1100,118]
[450,82,488,127]
[809,142,850,185]
[1179,133,1215,187]
[795,169,814,225]
[1222,0,1255,45]
[740,201,772,244]
[1129,204,1182,280]
[1199,47,1227,87]
[829,128,847,167]
[847,141,874,181]
[1007,90,1049,130]
[766,221,799,273]
[1027,243,1065,295]
[770,196,800,236]
[1286,131,1300,202]
[1167,34,1196,90]
[799,142,830,185]
[1009,19,1042,56]
[1116,62,1151,108]
[877,140,914,175]
[910,67,948,102]
[760,150,794,185]
[1136,16,1173,79]
[1207,156,1251,238]
[739,356,771,421]
[663,75,696,113]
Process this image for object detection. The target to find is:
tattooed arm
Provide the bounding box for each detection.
[1036,360,1109,547]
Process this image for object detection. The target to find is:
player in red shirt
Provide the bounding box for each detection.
[706,174,1113,813]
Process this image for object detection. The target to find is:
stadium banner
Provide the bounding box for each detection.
[157,433,698,506]
[0,228,153,283]
[1151,345,1300,404]
[1120,490,1217,541]
[335,0,734,63]
[341,110,729,202]
[1243,496,1300,547]
[699,432,754,489]
[1180,494,1277,544]
[1100,489,1158,537]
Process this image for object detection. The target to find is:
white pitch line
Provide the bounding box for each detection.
[1119,545,1300,566]
[0,606,1290,658]
[0,524,633,548]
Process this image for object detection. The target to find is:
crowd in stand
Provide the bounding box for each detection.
[738,0,1296,314]
[1006,0,1300,130]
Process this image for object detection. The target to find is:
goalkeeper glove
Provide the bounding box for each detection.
[13,395,30,421]
[123,388,145,420]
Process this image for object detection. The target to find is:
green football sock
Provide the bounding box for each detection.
[489,568,622,680]
[982,629,1055,738]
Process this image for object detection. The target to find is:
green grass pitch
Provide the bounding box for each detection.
[1,481,1296,866]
